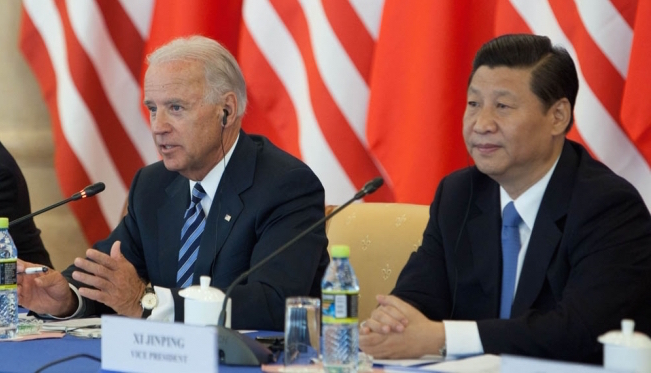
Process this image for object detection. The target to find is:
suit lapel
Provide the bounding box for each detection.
[511,141,577,316]
[466,172,502,304]
[194,131,256,281]
[157,174,190,287]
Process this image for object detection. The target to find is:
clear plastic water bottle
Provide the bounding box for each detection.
[322,245,359,373]
[0,217,18,339]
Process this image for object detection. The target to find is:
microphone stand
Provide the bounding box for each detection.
[215,177,384,366]
[9,182,106,228]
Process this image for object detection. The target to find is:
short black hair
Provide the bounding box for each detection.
[469,34,579,132]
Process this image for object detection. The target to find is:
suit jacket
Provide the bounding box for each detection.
[392,140,651,363]
[0,142,53,267]
[64,131,330,330]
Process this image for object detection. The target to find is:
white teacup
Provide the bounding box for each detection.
[179,276,231,328]
[598,319,651,373]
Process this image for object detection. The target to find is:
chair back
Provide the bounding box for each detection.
[325,203,429,320]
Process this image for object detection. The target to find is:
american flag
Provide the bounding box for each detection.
[20,0,651,244]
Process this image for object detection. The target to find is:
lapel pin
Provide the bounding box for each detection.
[224,214,231,222]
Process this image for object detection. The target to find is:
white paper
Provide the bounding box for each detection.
[501,354,620,373]
[40,317,102,331]
[375,355,444,367]
[378,353,621,373]
[419,354,501,372]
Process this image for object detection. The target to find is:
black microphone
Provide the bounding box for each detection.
[9,182,106,228]
[354,176,384,200]
[70,182,106,200]
[215,176,384,366]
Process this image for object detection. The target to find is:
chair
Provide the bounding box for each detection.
[325,203,430,320]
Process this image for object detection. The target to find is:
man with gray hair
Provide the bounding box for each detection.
[17,35,330,331]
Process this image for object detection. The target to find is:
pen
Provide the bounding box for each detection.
[18,266,49,275]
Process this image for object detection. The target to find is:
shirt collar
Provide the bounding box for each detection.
[500,154,561,230]
[189,134,239,201]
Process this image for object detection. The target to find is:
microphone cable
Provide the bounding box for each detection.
[34,353,100,373]
[207,118,231,279]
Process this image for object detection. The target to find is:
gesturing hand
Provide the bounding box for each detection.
[17,260,78,317]
[72,241,146,318]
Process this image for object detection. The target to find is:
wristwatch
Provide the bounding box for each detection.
[140,287,158,319]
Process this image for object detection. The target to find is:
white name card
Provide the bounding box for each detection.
[101,315,218,373]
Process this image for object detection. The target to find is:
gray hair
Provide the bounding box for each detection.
[147,35,247,117]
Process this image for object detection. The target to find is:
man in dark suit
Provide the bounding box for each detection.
[17,36,329,331]
[0,141,53,267]
[359,34,651,363]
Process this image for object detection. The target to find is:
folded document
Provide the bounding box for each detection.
[41,317,102,338]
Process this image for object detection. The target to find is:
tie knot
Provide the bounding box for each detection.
[502,202,522,228]
[191,183,207,204]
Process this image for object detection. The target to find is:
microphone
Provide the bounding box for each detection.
[215,176,384,366]
[70,182,106,200]
[9,182,106,228]
[354,176,384,200]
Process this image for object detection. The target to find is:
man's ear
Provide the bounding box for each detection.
[550,98,571,135]
[221,92,237,128]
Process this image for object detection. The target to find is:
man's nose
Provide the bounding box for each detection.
[151,111,169,133]
[473,107,496,133]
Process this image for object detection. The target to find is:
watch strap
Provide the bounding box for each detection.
[142,307,153,319]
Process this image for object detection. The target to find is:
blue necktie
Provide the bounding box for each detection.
[499,201,522,319]
[177,183,207,288]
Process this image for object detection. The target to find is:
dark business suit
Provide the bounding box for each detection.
[64,131,330,330]
[393,140,651,363]
[0,142,53,267]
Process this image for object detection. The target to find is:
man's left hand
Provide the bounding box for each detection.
[359,295,445,359]
[72,241,146,318]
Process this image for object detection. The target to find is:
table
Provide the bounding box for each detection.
[0,334,101,373]
[0,331,280,373]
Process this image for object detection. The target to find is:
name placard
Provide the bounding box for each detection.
[101,315,218,373]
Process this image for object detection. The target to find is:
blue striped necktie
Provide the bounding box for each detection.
[499,201,522,319]
[177,183,207,288]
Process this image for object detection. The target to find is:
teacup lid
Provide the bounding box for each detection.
[598,319,651,348]
[178,276,225,302]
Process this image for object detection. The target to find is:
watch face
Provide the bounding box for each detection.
[142,293,158,310]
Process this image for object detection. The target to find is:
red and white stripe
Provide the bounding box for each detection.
[20,0,651,243]
[503,0,651,205]
[21,0,157,242]
[242,0,392,204]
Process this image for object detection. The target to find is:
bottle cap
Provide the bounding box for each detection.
[0,217,8,229]
[330,245,350,258]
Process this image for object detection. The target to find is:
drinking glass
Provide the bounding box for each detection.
[284,297,321,370]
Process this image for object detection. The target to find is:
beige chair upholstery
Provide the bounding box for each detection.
[325,203,430,320]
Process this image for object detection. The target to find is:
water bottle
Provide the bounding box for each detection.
[0,217,18,339]
[322,245,359,372]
